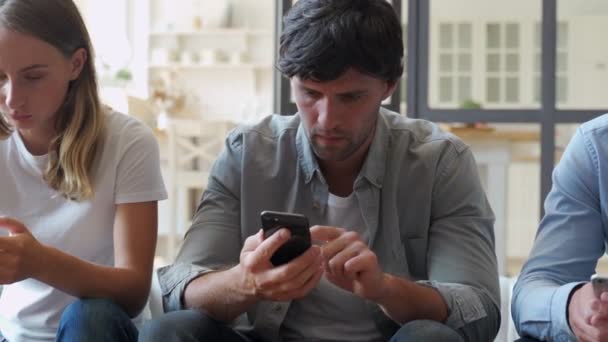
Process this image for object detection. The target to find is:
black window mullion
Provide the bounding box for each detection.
[540,0,557,217]
[273,0,296,115]
[387,0,402,113]
[555,110,608,123]
[406,0,419,117]
[422,109,541,123]
[415,0,431,118]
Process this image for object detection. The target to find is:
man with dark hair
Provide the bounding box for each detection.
[140,0,500,341]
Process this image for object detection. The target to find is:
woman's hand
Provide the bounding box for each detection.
[0,216,47,284]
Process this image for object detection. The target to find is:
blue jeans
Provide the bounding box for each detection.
[56,298,138,342]
[139,310,463,342]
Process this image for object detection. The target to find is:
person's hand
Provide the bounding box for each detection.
[238,229,323,302]
[0,217,47,284]
[310,225,385,301]
[568,282,608,341]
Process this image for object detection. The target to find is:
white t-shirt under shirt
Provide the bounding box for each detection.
[0,111,167,341]
[280,192,383,342]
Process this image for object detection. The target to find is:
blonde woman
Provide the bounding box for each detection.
[0,0,166,341]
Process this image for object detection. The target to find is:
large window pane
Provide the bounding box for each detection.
[557,1,608,109]
[503,123,541,276]
[533,22,570,106]
[430,0,541,109]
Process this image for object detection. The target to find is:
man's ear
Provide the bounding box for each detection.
[382,79,399,100]
[69,48,87,81]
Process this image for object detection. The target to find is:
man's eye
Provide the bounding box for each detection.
[342,94,362,102]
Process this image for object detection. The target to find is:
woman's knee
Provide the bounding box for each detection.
[57,299,137,342]
[61,298,129,325]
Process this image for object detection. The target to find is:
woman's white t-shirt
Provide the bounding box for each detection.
[0,111,167,341]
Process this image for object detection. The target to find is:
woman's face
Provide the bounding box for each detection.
[0,28,85,139]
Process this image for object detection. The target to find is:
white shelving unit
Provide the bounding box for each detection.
[129,0,275,250]
[131,0,275,123]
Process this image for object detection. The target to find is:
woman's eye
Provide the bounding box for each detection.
[25,75,44,81]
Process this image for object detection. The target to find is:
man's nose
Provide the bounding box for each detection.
[316,97,341,131]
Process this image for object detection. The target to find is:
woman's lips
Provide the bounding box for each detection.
[9,114,33,122]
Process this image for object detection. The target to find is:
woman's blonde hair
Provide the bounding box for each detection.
[0,0,105,200]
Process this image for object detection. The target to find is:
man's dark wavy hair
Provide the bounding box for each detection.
[278,0,404,82]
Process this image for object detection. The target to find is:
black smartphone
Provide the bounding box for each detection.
[260,210,311,266]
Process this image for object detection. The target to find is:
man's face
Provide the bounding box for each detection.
[291,68,396,163]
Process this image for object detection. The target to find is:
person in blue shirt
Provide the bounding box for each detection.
[513,114,608,342]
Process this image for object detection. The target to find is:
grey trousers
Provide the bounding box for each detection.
[139,310,463,342]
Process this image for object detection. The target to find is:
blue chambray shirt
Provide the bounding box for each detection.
[158,109,500,341]
[513,114,608,342]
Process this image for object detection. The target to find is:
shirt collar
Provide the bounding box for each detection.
[358,109,389,188]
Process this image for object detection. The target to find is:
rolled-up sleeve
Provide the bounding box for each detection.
[159,130,245,312]
[158,263,211,311]
[512,126,604,341]
[426,144,501,341]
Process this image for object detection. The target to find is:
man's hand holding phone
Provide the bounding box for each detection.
[567,274,608,341]
[237,213,323,302]
[261,211,312,266]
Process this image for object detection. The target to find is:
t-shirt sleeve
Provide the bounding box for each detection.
[114,121,167,204]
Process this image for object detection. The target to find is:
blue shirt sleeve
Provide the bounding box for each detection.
[512,125,606,341]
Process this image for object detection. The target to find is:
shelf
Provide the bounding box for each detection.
[150,28,272,37]
[148,63,273,70]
